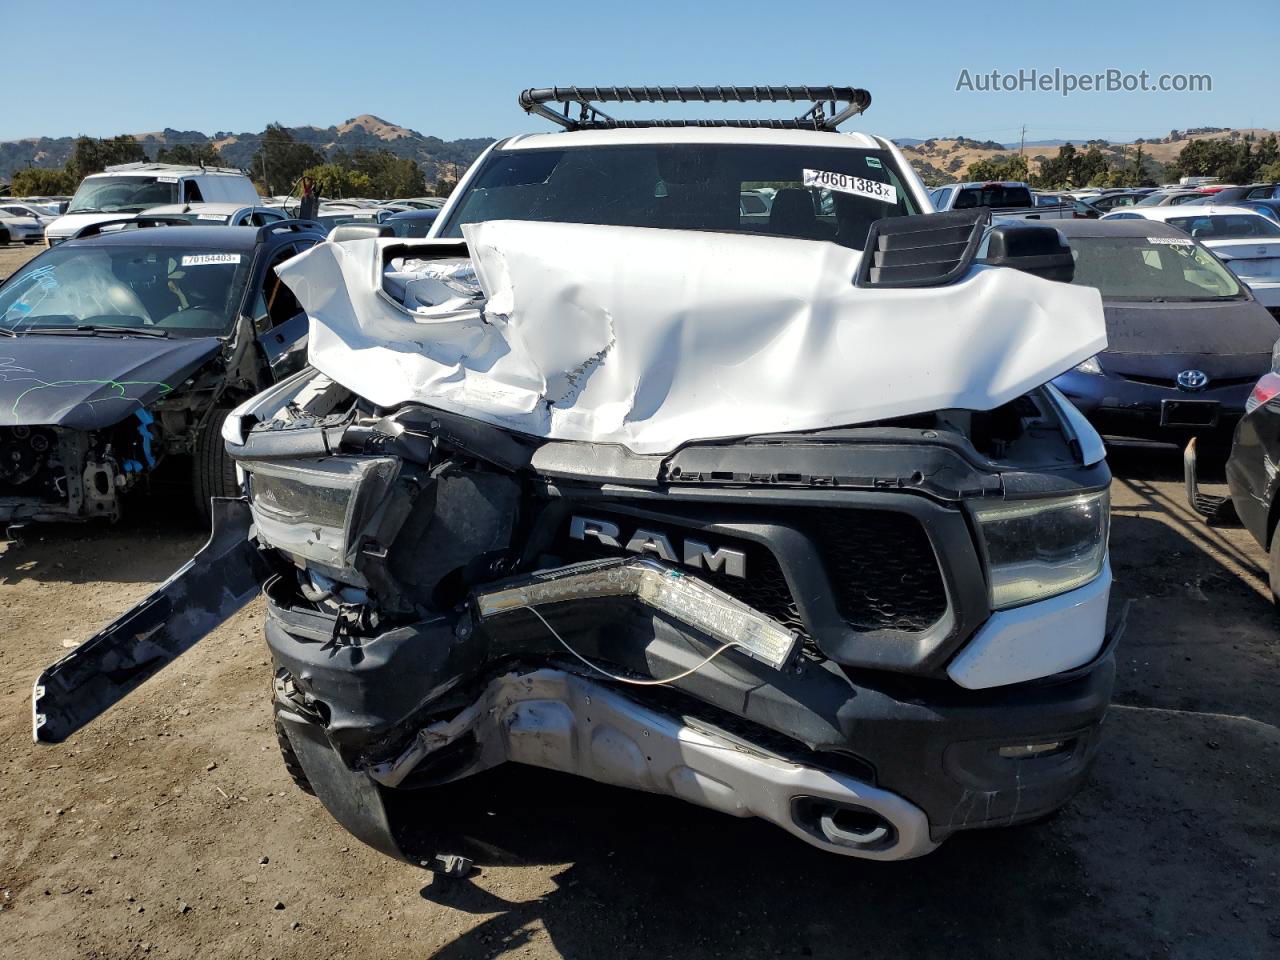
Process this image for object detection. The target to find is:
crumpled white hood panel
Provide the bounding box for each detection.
[277,220,1106,455]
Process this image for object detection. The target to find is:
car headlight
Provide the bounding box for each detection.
[1073,355,1102,375]
[242,456,401,581]
[973,490,1110,609]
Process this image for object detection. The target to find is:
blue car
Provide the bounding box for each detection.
[1051,218,1279,449]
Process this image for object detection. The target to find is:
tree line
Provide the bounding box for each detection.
[961,133,1280,189]
[8,125,442,200]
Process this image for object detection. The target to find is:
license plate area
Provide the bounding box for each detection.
[1161,399,1219,428]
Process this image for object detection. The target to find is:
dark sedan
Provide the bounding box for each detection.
[1051,219,1279,449]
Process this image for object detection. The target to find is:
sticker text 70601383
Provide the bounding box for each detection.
[802,169,898,205]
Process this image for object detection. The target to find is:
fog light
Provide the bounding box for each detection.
[998,741,1066,759]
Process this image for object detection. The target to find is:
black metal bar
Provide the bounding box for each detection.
[517,85,871,131]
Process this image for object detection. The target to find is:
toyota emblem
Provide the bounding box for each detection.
[1176,369,1210,391]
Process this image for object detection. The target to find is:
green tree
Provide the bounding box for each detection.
[300,163,373,198]
[1260,159,1280,182]
[10,167,78,195]
[251,124,325,194]
[156,142,225,166]
[66,135,146,181]
[965,155,1028,182]
[331,149,425,198]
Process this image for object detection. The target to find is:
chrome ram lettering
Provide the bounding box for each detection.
[569,515,746,579]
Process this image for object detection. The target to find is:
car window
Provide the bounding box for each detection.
[66,176,180,214]
[953,185,1033,210]
[1166,214,1280,239]
[439,144,920,251]
[1068,235,1242,301]
[0,243,250,336]
[183,180,204,203]
[250,244,306,328]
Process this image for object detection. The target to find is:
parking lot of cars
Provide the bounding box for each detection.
[2,82,1280,959]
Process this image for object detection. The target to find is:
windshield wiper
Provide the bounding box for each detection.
[32,324,169,338]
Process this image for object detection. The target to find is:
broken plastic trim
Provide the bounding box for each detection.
[474,557,799,671]
[32,498,268,743]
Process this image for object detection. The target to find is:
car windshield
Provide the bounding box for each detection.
[439,144,920,251]
[0,243,250,337]
[67,176,180,214]
[1165,213,1280,240]
[1068,235,1243,301]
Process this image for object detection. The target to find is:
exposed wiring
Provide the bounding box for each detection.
[523,605,737,687]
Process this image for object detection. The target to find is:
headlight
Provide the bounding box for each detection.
[973,490,1110,609]
[1073,355,1102,375]
[242,456,401,580]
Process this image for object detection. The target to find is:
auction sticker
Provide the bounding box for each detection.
[181,253,241,266]
[803,169,897,205]
[1147,236,1193,245]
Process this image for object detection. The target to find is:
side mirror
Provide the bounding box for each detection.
[983,223,1074,283]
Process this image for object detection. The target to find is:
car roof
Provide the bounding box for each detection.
[386,208,439,220]
[498,127,883,151]
[1053,218,1191,239]
[143,202,263,214]
[61,225,266,250]
[1106,204,1267,221]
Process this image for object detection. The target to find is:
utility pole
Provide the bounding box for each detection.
[1019,124,1026,158]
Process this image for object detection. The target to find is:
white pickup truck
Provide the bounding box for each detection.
[35,86,1118,866]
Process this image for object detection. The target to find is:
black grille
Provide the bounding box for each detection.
[800,510,947,631]
[550,508,946,635]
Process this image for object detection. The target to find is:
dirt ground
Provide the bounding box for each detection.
[0,233,1277,958]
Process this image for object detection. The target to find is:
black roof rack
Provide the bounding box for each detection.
[518,86,871,131]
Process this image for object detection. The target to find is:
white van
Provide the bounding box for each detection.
[45,162,260,245]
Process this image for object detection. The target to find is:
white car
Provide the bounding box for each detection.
[46,162,260,245]
[140,202,288,227]
[1101,204,1280,312]
[0,210,45,244]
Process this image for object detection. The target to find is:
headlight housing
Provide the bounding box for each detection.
[242,456,402,581]
[973,490,1110,609]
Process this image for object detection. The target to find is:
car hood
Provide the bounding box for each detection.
[277,219,1108,456]
[45,212,137,238]
[1099,299,1278,379]
[0,335,221,429]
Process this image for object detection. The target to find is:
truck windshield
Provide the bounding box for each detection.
[0,244,250,337]
[439,144,919,250]
[1068,236,1243,301]
[67,176,180,215]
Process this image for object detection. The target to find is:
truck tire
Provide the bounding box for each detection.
[192,407,239,522]
[0,227,9,245]
[274,715,315,795]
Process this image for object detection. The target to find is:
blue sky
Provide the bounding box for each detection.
[5,0,1275,144]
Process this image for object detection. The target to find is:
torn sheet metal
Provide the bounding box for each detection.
[276,220,1107,455]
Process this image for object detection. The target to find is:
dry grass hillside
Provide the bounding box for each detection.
[901,127,1280,184]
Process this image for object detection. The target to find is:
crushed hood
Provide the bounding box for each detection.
[0,335,220,429]
[278,220,1107,455]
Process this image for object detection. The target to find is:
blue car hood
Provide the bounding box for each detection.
[0,335,221,429]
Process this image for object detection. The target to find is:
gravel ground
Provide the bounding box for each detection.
[0,238,1276,957]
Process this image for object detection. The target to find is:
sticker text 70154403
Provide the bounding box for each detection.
[802,169,898,205]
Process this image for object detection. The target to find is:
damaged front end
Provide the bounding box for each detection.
[36,216,1117,862]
